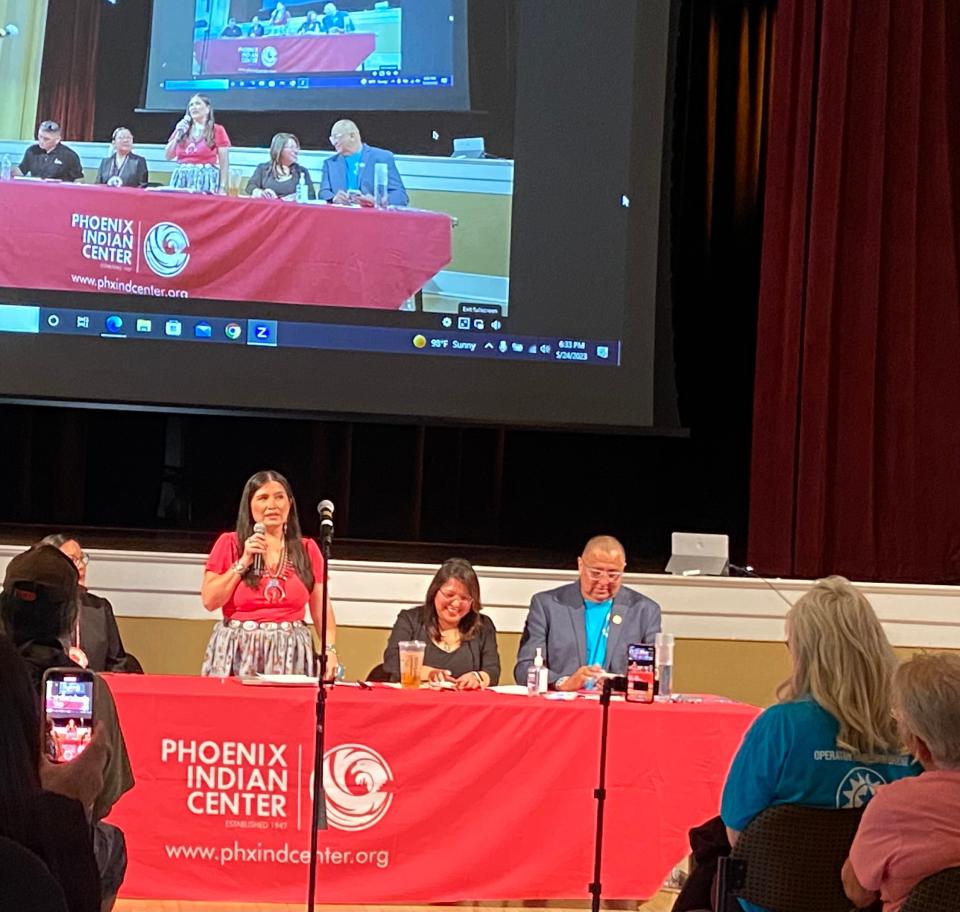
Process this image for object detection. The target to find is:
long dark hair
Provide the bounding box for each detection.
[235,470,313,590]
[181,94,217,149]
[0,634,43,853]
[421,559,483,642]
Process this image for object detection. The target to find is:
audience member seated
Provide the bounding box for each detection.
[94,127,148,189]
[382,558,500,688]
[40,534,138,673]
[16,120,83,182]
[513,535,660,690]
[220,16,243,37]
[319,118,409,207]
[298,10,323,33]
[0,633,101,912]
[320,2,355,33]
[709,576,920,912]
[246,132,316,200]
[1,546,135,912]
[843,652,960,912]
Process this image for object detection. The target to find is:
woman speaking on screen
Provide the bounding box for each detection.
[200,470,336,677]
[164,94,231,194]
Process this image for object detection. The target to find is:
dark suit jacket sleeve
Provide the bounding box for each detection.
[101,597,129,673]
[382,607,419,681]
[384,151,409,206]
[639,595,662,644]
[96,157,110,184]
[245,162,268,195]
[479,616,501,685]
[513,593,549,685]
[319,157,336,201]
[135,155,149,187]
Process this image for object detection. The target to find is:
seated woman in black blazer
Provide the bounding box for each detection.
[245,132,315,200]
[95,127,148,188]
[383,559,500,689]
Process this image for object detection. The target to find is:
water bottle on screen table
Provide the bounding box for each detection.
[296,172,308,203]
[526,647,548,695]
[373,161,389,209]
[1,155,12,181]
[654,632,674,700]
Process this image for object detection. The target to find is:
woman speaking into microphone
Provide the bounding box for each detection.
[200,470,336,677]
[164,93,231,194]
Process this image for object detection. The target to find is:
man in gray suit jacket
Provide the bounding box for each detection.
[514,535,661,690]
[320,118,409,207]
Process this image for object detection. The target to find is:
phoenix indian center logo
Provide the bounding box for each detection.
[321,743,395,832]
[143,221,190,278]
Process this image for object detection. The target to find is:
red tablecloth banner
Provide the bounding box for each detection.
[104,675,758,904]
[197,34,376,74]
[0,181,451,310]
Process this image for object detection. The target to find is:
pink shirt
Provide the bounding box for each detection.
[849,769,960,912]
[176,123,231,166]
[205,532,323,623]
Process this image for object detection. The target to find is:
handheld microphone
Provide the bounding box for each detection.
[729,563,795,609]
[317,500,334,546]
[0,24,19,39]
[252,522,266,576]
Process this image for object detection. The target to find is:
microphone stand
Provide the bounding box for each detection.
[306,520,332,912]
[588,676,615,912]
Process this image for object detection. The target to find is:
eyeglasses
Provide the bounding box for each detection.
[582,566,623,582]
[69,552,89,568]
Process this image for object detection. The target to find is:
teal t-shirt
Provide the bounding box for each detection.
[583,597,613,667]
[721,697,921,912]
[344,151,362,190]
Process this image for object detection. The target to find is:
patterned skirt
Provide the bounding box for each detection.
[170,163,221,193]
[201,619,316,677]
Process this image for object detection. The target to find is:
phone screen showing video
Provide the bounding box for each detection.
[45,674,94,762]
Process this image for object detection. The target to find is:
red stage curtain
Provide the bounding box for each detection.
[35,0,101,141]
[749,0,960,582]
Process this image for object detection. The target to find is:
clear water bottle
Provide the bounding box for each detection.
[0,155,12,181]
[655,632,674,700]
[526,647,548,695]
[373,161,388,209]
[296,172,308,203]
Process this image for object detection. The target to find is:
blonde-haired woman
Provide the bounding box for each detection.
[717,577,921,911]
[245,133,315,200]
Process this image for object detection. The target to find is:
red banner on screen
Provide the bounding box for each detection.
[104,675,757,904]
[197,34,376,75]
[0,182,451,310]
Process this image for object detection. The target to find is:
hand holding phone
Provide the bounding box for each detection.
[42,667,96,763]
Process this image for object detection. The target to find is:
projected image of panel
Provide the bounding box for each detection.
[148,0,466,112]
[193,1,399,78]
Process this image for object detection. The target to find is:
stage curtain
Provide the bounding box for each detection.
[749,0,960,581]
[669,0,775,537]
[35,0,100,141]
[0,0,49,139]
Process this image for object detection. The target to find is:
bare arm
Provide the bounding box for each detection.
[201,531,264,610]
[842,858,879,909]
[726,826,740,848]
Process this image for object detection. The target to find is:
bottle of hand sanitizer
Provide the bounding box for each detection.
[296,172,308,203]
[527,647,548,695]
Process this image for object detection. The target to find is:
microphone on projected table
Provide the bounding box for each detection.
[252,522,266,576]
[317,499,335,547]
[0,24,20,38]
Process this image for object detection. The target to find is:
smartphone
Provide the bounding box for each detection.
[625,643,655,704]
[42,667,95,763]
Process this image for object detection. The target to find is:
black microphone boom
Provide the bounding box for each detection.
[729,563,795,609]
[252,522,265,576]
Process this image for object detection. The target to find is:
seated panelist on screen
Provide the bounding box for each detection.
[250,15,266,36]
[221,17,243,37]
[16,120,84,182]
[319,119,409,207]
[200,470,337,678]
[95,127,149,188]
[298,10,323,33]
[164,93,231,194]
[382,559,500,688]
[513,535,661,691]
[320,2,355,33]
[246,133,316,199]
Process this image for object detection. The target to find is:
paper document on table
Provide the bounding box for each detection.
[489,685,528,695]
[239,674,318,686]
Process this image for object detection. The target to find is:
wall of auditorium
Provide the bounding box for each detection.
[3,544,959,708]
